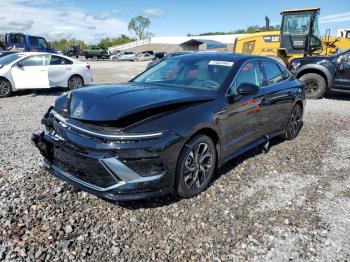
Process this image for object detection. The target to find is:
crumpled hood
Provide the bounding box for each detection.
[59,83,215,121]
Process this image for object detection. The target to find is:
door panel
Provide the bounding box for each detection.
[259,60,295,134]
[221,93,265,157]
[334,52,350,89]
[221,59,266,158]
[11,65,49,89]
[48,65,71,87]
[48,55,73,87]
[11,55,49,89]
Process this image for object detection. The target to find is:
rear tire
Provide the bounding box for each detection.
[175,135,216,198]
[299,73,326,99]
[68,75,84,90]
[0,78,12,98]
[282,104,303,140]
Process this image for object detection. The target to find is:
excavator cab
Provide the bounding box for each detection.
[279,8,322,58]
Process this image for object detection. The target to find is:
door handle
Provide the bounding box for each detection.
[66,67,72,70]
[40,69,47,72]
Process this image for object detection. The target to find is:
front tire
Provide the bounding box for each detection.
[283,104,303,140]
[68,75,84,90]
[175,135,216,198]
[299,73,326,99]
[0,78,12,98]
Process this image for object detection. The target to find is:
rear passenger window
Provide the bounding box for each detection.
[229,60,262,94]
[50,55,73,65]
[261,60,284,85]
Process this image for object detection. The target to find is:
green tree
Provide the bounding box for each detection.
[98,35,134,49]
[128,16,151,40]
[51,39,88,51]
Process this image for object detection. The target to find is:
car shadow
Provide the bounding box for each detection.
[12,88,66,97]
[115,136,285,210]
[325,91,350,101]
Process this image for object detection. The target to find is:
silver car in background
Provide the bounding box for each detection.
[0,52,93,97]
[110,51,138,62]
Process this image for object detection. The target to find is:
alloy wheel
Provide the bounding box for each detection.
[69,76,83,89]
[288,106,302,137]
[183,142,213,189]
[0,80,11,97]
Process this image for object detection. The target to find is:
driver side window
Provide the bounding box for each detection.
[229,60,262,94]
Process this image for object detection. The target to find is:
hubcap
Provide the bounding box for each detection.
[70,77,82,89]
[0,81,10,96]
[183,142,213,189]
[304,79,319,94]
[289,107,301,136]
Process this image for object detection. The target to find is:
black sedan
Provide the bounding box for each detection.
[32,53,305,201]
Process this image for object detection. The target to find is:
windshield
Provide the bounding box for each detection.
[30,37,48,49]
[133,55,234,91]
[346,31,350,40]
[283,13,311,34]
[0,53,25,65]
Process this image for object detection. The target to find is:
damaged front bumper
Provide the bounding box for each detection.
[32,108,184,201]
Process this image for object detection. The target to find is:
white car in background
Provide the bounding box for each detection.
[0,52,93,97]
[110,51,138,62]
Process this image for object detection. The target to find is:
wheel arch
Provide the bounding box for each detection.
[173,126,221,193]
[182,127,222,169]
[0,76,13,89]
[294,99,304,115]
[296,65,333,89]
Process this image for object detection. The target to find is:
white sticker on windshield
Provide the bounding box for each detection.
[208,60,234,67]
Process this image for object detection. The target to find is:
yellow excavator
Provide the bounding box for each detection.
[233,8,350,64]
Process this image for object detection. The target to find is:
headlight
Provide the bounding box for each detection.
[54,92,71,116]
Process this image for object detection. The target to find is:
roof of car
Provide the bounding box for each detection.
[18,52,75,60]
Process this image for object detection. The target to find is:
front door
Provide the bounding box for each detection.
[334,51,350,90]
[11,54,50,89]
[221,59,266,158]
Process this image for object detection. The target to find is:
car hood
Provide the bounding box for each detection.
[58,83,215,122]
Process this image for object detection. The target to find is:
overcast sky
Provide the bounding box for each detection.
[0,0,349,43]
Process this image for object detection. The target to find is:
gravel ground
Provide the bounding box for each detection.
[1,61,350,261]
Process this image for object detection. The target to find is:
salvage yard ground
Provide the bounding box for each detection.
[0,61,350,261]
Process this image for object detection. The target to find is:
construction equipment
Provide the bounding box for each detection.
[338,29,350,39]
[0,33,55,53]
[234,8,350,64]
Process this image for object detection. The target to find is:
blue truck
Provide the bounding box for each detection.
[0,33,55,53]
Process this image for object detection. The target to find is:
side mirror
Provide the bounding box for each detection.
[237,83,259,96]
[17,61,23,68]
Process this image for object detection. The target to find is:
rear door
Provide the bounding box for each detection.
[11,54,50,89]
[334,51,350,90]
[48,55,74,87]
[259,59,295,134]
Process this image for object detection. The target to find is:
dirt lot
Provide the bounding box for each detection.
[0,61,350,261]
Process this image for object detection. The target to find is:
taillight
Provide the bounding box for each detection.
[86,64,90,70]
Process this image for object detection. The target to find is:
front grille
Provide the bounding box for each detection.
[52,146,119,188]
